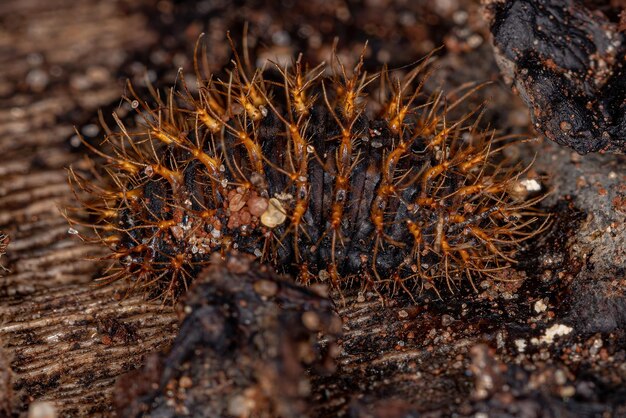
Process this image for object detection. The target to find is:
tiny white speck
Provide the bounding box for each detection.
[452,10,468,24]
[68,228,79,235]
[81,124,99,137]
[536,323,573,345]
[534,299,548,313]
[28,401,57,418]
[275,192,293,201]
[69,135,81,147]
[520,179,541,192]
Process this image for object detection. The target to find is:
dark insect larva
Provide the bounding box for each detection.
[66,37,548,302]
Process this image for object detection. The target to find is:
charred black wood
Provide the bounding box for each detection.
[486,0,626,154]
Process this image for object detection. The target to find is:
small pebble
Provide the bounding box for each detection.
[28,402,56,418]
[253,279,278,297]
[302,311,321,330]
[534,299,548,313]
[261,198,287,228]
[179,376,193,389]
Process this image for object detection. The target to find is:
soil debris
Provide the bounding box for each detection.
[114,253,341,417]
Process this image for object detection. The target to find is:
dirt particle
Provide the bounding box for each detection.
[247,195,268,217]
[28,401,56,418]
[253,279,278,297]
[179,376,192,389]
[229,193,247,212]
[441,314,456,326]
[302,311,321,330]
[534,299,548,313]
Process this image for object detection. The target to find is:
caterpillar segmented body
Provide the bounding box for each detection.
[67,40,547,302]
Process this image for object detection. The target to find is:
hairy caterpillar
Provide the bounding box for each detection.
[67,36,547,303]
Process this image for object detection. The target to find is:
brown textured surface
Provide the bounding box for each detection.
[115,254,342,418]
[0,1,177,416]
[1,1,625,417]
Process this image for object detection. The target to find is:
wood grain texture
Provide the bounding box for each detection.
[0,1,177,416]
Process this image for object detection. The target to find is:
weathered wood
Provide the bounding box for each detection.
[0,1,177,416]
